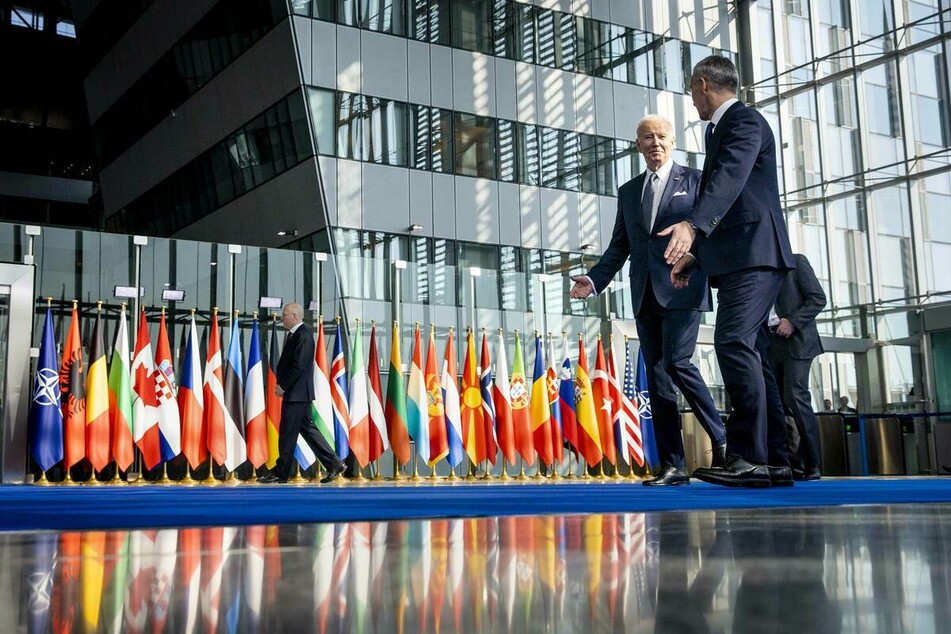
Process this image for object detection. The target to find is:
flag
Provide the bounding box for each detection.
[179,528,202,634]
[131,309,161,469]
[367,323,389,463]
[546,335,564,464]
[425,327,448,466]
[203,311,227,468]
[615,342,644,468]
[384,322,411,466]
[59,304,85,469]
[593,337,617,466]
[406,325,430,464]
[493,330,516,467]
[348,322,370,468]
[85,308,111,473]
[510,331,535,465]
[154,312,182,463]
[442,329,464,468]
[531,333,554,466]
[80,532,106,631]
[574,337,603,467]
[265,322,281,468]
[635,348,660,470]
[222,320,247,471]
[108,305,135,471]
[29,307,63,471]
[311,320,335,448]
[179,313,205,470]
[331,323,351,461]
[479,332,498,466]
[244,318,268,469]
[461,329,486,465]
[557,336,579,454]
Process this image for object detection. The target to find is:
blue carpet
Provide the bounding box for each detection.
[2,477,950,531]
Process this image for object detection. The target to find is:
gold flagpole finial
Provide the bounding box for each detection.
[252,310,258,319]
[45,297,52,308]
[72,299,78,310]
[190,308,196,316]
[96,300,103,311]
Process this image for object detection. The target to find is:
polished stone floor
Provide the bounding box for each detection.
[1,504,949,633]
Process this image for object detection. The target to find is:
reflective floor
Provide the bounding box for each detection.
[2,505,950,633]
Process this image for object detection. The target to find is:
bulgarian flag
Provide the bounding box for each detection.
[509,331,535,465]
[108,304,135,472]
[366,323,389,463]
[384,321,411,466]
[179,313,205,470]
[574,337,603,467]
[406,324,430,464]
[493,330,516,467]
[85,306,111,473]
[426,326,448,466]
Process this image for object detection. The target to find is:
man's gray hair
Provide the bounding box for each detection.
[691,55,739,94]
[283,303,304,319]
[635,114,675,138]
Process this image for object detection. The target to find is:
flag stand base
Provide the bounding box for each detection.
[179,469,199,486]
[155,464,174,484]
[34,470,53,486]
[109,469,127,485]
[62,471,81,486]
[288,465,308,484]
[85,471,106,486]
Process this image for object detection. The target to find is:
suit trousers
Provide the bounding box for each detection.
[273,400,340,479]
[635,281,725,468]
[756,326,794,467]
[713,268,784,464]
[770,347,821,471]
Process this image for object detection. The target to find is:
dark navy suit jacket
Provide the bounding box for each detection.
[276,322,316,402]
[588,162,711,315]
[772,254,826,360]
[692,102,795,279]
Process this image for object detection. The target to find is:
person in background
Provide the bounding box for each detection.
[820,398,835,413]
[838,395,858,415]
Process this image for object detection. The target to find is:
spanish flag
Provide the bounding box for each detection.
[85,307,111,473]
[574,336,603,467]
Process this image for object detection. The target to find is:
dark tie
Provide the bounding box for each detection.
[642,172,658,232]
[705,123,715,150]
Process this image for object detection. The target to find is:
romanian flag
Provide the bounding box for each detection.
[406,325,430,464]
[426,326,448,466]
[222,319,247,471]
[311,319,335,448]
[59,304,85,469]
[479,332,498,466]
[108,304,134,471]
[493,330,516,467]
[557,335,580,454]
[611,340,644,468]
[384,322,411,466]
[348,322,371,468]
[366,323,389,463]
[265,322,281,468]
[574,337,603,467]
[154,312,181,463]
[85,307,111,473]
[28,307,63,472]
[442,329,464,469]
[179,313,205,470]
[203,310,227,468]
[510,331,535,465]
[530,334,554,467]
[592,337,617,466]
[331,323,351,461]
[244,318,268,469]
[461,330,486,465]
[131,309,161,469]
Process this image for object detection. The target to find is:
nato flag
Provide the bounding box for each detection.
[635,348,659,470]
[29,308,64,471]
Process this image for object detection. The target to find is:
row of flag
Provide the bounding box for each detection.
[23,515,655,634]
[28,306,660,479]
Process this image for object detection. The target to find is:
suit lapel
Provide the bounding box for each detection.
[654,163,683,228]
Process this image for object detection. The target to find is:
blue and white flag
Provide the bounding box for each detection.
[634,348,659,470]
[29,308,63,471]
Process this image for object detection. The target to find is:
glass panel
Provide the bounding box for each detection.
[818,77,861,190]
[366,97,409,167]
[453,113,497,178]
[860,62,905,176]
[308,87,336,156]
[827,195,871,335]
[871,185,916,308]
[452,0,493,53]
[781,91,821,203]
[814,0,852,74]
[907,46,948,167]
[918,173,951,298]
[781,0,814,85]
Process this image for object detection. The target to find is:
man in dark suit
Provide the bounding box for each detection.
[660,55,795,487]
[768,253,827,480]
[259,303,345,484]
[569,114,726,486]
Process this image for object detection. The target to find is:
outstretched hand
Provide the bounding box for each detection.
[658,220,697,265]
[670,254,697,289]
[569,275,595,299]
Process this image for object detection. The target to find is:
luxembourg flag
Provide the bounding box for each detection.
[406,325,430,464]
[442,329,464,468]
[331,323,351,461]
[244,319,267,469]
[179,313,205,470]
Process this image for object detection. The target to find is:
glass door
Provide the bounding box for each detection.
[0,263,35,483]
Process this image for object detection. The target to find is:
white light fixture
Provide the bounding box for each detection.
[162,289,185,302]
[580,243,597,252]
[307,300,321,311]
[259,296,284,309]
[408,223,424,233]
[277,229,299,237]
[114,285,144,299]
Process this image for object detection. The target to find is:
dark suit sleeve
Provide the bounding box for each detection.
[587,186,631,294]
[787,256,827,331]
[692,113,762,236]
[279,333,311,392]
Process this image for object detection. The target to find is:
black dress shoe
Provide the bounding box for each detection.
[320,463,346,484]
[693,456,771,488]
[258,473,286,484]
[793,467,821,481]
[643,465,690,486]
[767,465,794,487]
[712,443,728,469]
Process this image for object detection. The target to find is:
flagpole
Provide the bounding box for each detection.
[497,328,510,482]
[33,297,57,486]
[180,308,200,486]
